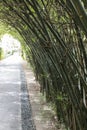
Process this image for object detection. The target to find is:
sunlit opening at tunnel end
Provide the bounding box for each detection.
[0,33,21,60]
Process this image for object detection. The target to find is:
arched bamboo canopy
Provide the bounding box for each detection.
[0,1,87,130]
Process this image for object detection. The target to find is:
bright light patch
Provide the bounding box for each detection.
[0,34,21,56]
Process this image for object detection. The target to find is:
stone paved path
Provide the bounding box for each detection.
[0,54,35,130]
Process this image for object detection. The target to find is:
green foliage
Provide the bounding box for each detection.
[0,47,4,60]
[0,0,87,130]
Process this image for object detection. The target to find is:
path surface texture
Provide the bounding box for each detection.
[0,54,35,130]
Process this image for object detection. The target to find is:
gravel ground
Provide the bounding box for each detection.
[20,67,36,130]
[23,61,66,130]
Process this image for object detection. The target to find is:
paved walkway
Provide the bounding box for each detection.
[0,54,35,130]
[0,54,64,130]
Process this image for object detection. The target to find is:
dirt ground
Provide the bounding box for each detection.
[23,61,65,130]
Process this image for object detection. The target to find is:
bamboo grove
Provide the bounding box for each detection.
[0,0,87,130]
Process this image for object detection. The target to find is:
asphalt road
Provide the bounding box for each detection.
[0,54,35,130]
[0,54,22,130]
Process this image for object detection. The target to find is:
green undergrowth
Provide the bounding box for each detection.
[0,47,4,60]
